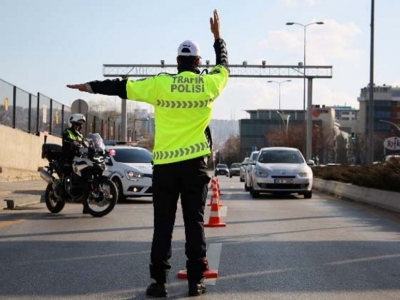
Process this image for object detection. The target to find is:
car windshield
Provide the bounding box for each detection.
[241,158,250,164]
[230,163,241,168]
[217,164,228,168]
[258,150,304,164]
[250,151,259,161]
[111,148,152,163]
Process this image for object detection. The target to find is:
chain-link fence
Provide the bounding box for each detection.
[0,78,121,139]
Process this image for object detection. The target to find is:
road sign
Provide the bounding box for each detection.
[71,99,89,114]
[383,136,400,150]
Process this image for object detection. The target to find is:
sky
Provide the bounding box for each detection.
[1,0,399,120]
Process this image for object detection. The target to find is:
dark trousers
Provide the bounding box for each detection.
[150,156,211,283]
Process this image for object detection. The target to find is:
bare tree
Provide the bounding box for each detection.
[265,124,337,164]
[221,134,241,166]
[137,133,154,151]
[265,126,306,155]
[313,124,336,164]
[88,98,120,114]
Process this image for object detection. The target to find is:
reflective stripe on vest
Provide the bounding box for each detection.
[156,99,213,108]
[153,142,209,160]
[67,129,83,141]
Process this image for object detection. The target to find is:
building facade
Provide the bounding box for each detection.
[357,84,400,160]
[239,106,357,164]
[239,109,305,158]
[333,105,358,135]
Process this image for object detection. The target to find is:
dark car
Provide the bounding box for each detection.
[229,163,241,178]
[214,164,229,177]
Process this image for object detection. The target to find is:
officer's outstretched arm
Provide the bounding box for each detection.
[67,79,128,99]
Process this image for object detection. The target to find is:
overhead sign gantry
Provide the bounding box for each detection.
[103,63,332,79]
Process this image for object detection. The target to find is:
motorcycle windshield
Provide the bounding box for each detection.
[86,133,105,152]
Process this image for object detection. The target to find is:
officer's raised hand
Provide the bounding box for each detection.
[210,9,221,39]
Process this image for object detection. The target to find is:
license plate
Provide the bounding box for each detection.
[274,179,293,184]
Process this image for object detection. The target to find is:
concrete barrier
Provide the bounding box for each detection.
[313,178,400,213]
[0,125,61,182]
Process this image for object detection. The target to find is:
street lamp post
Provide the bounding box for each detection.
[286,21,324,160]
[133,117,149,141]
[379,119,400,157]
[269,80,291,136]
[379,120,400,133]
[276,111,290,136]
[267,80,291,111]
[276,111,286,129]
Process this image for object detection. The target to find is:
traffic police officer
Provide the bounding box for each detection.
[67,9,229,297]
[61,113,88,213]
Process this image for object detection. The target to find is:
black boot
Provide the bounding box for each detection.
[146,282,167,298]
[82,206,90,214]
[188,281,206,297]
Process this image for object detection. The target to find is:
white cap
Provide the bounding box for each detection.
[177,40,201,57]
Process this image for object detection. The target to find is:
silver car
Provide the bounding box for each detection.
[248,147,313,199]
[104,145,153,202]
[244,150,260,191]
[239,157,250,182]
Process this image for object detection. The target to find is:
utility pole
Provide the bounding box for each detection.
[367,0,375,164]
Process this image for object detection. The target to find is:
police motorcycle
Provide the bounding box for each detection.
[39,132,118,217]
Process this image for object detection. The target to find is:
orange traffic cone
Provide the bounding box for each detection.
[204,191,226,227]
[177,259,218,279]
[209,176,216,189]
[214,178,224,206]
[216,177,223,196]
[208,179,222,207]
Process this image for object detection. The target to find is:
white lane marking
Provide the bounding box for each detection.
[205,243,222,285]
[219,206,228,217]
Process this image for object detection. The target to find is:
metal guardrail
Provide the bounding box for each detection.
[0,78,121,139]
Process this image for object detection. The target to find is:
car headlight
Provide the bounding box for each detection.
[298,170,311,178]
[254,167,269,178]
[125,171,142,180]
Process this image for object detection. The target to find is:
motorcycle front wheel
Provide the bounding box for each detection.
[45,183,66,213]
[84,178,118,217]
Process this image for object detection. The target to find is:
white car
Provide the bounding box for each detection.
[248,147,313,199]
[104,145,153,202]
[239,157,250,182]
[244,150,260,191]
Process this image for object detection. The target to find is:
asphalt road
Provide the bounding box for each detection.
[1,175,400,300]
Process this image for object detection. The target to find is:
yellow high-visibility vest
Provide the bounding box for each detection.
[126,65,229,165]
[66,128,83,141]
